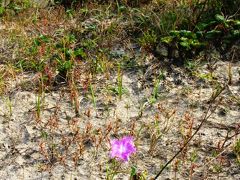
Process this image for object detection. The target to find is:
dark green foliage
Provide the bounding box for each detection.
[134,0,239,53]
[54,0,81,8]
[156,14,240,65]
[14,32,87,86]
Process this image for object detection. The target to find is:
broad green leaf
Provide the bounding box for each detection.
[205,30,222,39]
[170,30,180,37]
[215,14,225,22]
[0,7,5,15]
[160,36,173,44]
[180,41,190,50]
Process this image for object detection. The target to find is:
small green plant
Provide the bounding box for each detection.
[90,53,109,75]
[36,92,44,120]
[138,30,157,50]
[0,76,4,95]
[55,58,73,78]
[5,97,12,118]
[89,83,96,108]
[106,159,119,180]
[69,79,80,116]
[212,163,223,173]
[189,150,198,163]
[233,139,240,164]
[227,62,232,85]
[148,71,165,104]
[107,63,128,99]
[184,59,199,72]
[130,166,147,180]
[149,78,160,104]
[160,30,206,59]
[117,63,123,99]
[130,166,137,179]
[0,6,5,16]
[148,127,162,155]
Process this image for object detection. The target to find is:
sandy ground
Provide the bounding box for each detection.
[0,45,240,180]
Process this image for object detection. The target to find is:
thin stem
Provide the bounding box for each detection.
[153,85,225,179]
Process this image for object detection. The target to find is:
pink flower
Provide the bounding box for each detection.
[110,136,136,162]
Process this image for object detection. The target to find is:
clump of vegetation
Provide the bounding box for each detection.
[134,0,240,65]
[234,139,240,164]
[157,15,240,64]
